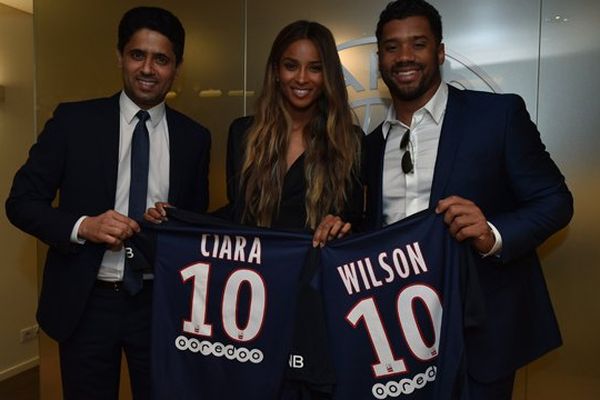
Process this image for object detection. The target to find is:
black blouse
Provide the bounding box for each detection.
[218,116,364,231]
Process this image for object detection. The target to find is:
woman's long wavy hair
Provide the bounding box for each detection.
[240,20,361,229]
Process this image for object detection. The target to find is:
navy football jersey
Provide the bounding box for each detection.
[320,210,473,400]
[129,210,313,400]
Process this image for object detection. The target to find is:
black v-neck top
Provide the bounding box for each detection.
[217,116,364,231]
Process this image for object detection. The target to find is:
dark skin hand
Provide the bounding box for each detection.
[312,214,352,248]
[435,195,495,254]
[144,201,170,224]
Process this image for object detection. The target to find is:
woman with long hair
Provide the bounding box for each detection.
[223,20,363,243]
[225,20,363,399]
[146,20,362,399]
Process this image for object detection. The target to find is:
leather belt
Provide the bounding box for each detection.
[95,279,153,292]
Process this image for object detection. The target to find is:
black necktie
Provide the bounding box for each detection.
[124,110,150,295]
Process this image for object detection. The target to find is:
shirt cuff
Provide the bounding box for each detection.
[70,216,88,244]
[481,221,502,258]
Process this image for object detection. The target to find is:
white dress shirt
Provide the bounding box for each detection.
[71,91,171,281]
[382,82,447,225]
[381,83,502,256]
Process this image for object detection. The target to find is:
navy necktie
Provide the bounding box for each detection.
[128,110,150,220]
[124,110,150,295]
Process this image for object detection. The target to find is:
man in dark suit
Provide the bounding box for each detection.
[365,1,573,398]
[5,7,210,399]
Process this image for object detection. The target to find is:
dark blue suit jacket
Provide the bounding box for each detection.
[5,93,211,342]
[365,85,573,382]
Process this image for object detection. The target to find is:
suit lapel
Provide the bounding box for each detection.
[101,94,121,206]
[166,107,182,205]
[429,86,467,205]
[367,124,386,228]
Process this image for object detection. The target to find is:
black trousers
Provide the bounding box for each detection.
[58,282,153,400]
[279,380,333,400]
[467,372,515,400]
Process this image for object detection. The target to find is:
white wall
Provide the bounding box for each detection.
[0,3,38,381]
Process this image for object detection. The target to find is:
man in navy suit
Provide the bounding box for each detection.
[5,7,210,399]
[365,1,573,398]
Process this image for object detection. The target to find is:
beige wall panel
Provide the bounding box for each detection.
[530,1,600,397]
[0,3,38,381]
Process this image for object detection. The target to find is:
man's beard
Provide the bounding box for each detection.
[380,62,440,102]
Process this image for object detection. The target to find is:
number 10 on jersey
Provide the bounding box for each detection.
[347,284,442,377]
[180,262,266,342]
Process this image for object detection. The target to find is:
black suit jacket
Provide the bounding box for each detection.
[5,93,211,342]
[365,85,573,382]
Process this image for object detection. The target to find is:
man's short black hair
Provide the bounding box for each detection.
[376,0,443,45]
[117,6,185,65]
